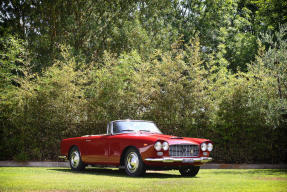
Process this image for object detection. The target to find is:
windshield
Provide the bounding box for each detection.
[113,121,162,134]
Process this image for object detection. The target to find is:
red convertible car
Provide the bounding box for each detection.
[60,120,213,177]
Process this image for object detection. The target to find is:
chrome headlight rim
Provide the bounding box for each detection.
[201,142,207,151]
[154,141,162,151]
[207,143,213,152]
[162,141,169,151]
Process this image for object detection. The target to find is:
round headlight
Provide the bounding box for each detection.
[154,141,162,151]
[201,143,207,151]
[162,142,169,151]
[207,143,213,151]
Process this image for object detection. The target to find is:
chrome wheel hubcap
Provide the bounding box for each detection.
[70,151,80,168]
[127,152,139,173]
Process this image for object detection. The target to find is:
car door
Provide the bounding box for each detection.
[81,135,110,164]
[107,134,123,164]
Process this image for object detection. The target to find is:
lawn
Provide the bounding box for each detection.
[0,167,286,192]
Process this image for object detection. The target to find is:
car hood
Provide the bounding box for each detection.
[126,132,210,145]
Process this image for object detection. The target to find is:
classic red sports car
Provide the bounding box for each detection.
[60,120,213,177]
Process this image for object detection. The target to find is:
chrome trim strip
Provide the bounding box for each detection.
[58,156,67,159]
[144,157,212,163]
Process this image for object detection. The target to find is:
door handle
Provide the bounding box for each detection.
[85,139,92,142]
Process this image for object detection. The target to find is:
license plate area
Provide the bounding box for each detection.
[182,158,194,163]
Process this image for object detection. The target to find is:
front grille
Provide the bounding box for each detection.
[169,144,199,157]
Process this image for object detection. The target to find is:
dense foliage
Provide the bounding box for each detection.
[0,0,286,163]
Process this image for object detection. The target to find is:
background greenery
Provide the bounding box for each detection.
[0,0,286,163]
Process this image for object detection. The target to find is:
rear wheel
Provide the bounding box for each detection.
[69,146,86,171]
[179,166,200,177]
[124,148,146,177]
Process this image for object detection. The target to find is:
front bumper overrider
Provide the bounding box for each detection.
[145,157,212,163]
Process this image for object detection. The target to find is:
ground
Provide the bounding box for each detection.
[0,167,286,192]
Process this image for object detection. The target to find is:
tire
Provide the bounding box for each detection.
[124,148,146,177]
[69,146,86,171]
[179,166,200,177]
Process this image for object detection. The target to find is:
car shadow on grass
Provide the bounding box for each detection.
[50,168,185,178]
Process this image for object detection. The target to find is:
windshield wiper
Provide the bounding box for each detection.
[139,130,150,132]
[121,129,135,132]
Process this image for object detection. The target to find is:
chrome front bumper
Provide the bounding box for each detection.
[145,157,212,163]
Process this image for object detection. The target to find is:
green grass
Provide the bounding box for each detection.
[0,167,286,192]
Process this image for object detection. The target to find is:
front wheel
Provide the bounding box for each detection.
[179,166,200,177]
[69,146,86,171]
[124,148,146,177]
